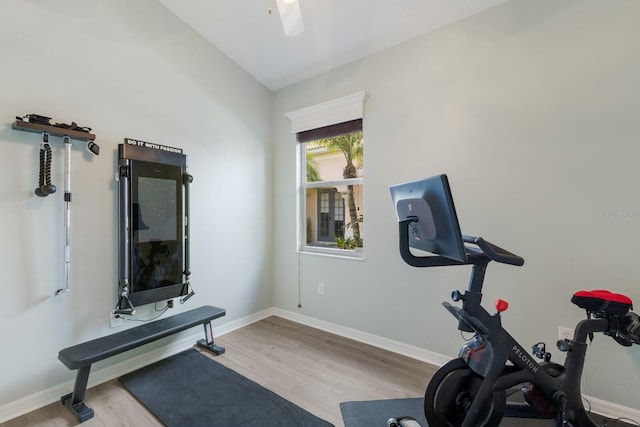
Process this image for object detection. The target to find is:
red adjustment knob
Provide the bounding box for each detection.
[495,299,509,313]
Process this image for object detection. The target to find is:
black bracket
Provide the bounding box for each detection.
[196,322,225,355]
[60,365,95,423]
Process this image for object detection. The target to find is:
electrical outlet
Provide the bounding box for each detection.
[167,299,174,308]
[558,327,574,341]
[110,312,124,328]
[318,282,325,295]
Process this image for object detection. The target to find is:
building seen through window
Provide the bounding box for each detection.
[303,130,363,253]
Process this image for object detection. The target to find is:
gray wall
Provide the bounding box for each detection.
[272,0,640,410]
[1,0,639,418]
[0,0,272,408]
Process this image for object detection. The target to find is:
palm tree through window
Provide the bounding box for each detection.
[289,92,366,257]
[302,125,363,252]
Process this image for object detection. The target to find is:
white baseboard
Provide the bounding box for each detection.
[271,307,452,367]
[0,307,275,424]
[271,308,640,423]
[2,307,638,424]
[0,333,200,424]
[583,395,640,424]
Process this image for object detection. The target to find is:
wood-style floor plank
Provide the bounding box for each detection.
[1,316,434,427]
[7,316,626,426]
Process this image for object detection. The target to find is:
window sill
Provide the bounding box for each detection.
[299,246,364,261]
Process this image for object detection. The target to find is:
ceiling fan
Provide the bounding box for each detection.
[275,0,304,36]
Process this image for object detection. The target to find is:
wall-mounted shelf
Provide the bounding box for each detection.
[12,120,96,142]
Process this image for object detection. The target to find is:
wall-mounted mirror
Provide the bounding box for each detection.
[116,140,191,314]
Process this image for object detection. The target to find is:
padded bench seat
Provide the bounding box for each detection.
[58,305,225,423]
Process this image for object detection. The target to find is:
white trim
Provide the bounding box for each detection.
[272,307,451,367]
[583,395,640,423]
[296,142,306,251]
[0,308,275,424]
[289,92,367,261]
[271,308,640,423]
[285,91,367,134]
[299,246,365,260]
[3,306,639,424]
[305,177,363,189]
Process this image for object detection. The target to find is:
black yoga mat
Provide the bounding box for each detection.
[341,398,607,426]
[340,398,427,427]
[120,349,333,427]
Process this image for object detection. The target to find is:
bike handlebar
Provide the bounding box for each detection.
[398,218,525,268]
[463,235,525,267]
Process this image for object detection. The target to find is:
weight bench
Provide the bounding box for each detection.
[58,305,225,423]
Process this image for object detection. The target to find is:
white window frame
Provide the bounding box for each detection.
[285,91,367,258]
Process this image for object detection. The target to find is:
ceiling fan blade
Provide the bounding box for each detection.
[276,0,304,36]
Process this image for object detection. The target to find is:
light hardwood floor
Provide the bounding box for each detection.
[3,317,632,427]
[1,316,436,427]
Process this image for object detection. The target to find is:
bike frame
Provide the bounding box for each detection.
[399,218,606,427]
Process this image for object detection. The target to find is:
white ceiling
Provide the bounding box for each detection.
[158,0,511,91]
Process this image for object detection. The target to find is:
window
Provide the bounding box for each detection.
[302,128,363,254]
[286,92,366,258]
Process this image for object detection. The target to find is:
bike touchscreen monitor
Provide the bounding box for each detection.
[390,174,467,263]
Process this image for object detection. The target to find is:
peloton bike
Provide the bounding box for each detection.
[390,174,640,427]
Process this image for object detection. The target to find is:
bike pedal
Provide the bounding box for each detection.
[557,339,572,352]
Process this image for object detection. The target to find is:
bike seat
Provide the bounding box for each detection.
[571,290,633,317]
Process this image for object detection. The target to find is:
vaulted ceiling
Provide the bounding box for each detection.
[158,0,511,91]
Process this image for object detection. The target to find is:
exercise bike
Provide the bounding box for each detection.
[390,174,640,427]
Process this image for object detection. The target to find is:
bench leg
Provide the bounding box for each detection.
[61,365,95,423]
[196,322,225,355]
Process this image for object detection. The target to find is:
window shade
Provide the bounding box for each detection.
[296,118,362,143]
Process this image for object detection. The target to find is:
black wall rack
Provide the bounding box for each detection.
[12,120,96,141]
